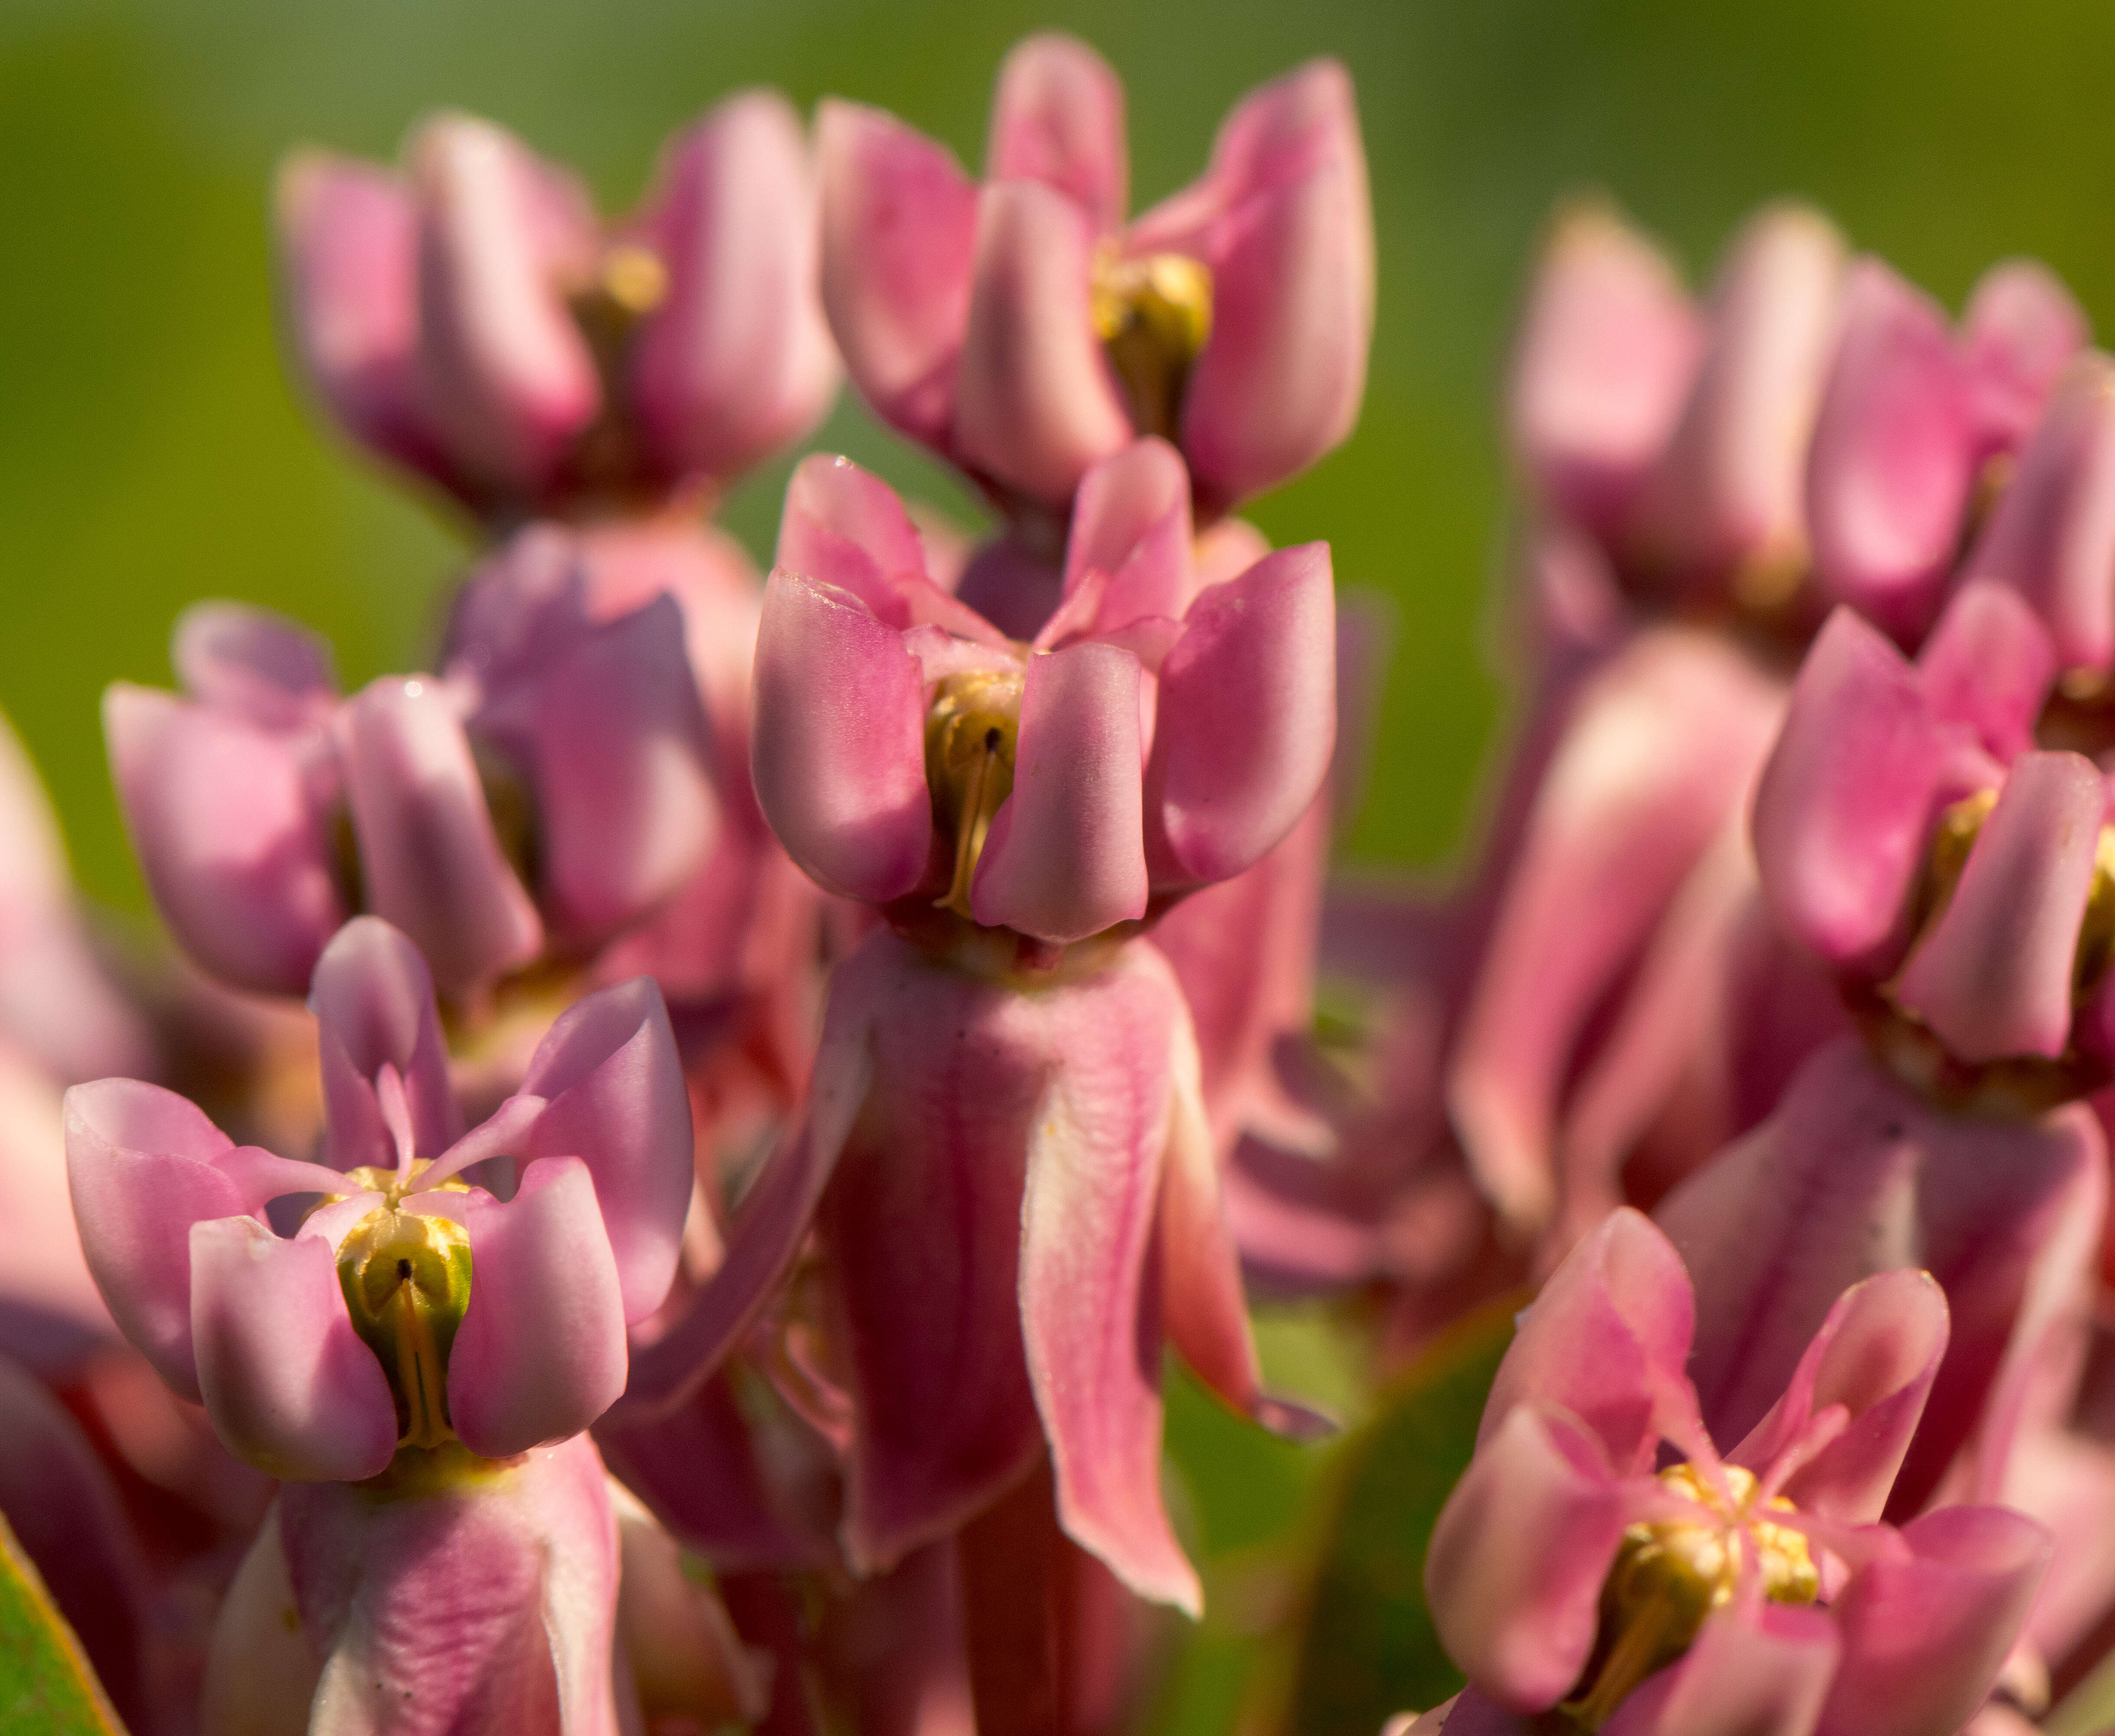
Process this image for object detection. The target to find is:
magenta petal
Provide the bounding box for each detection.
[1425,1404,1632,1713]
[1731,1268,1948,1524]
[310,916,461,1172]
[1632,203,1846,584]
[447,1157,628,1456]
[953,179,1132,508]
[816,99,977,444]
[1962,258,2089,456]
[1481,1208,1695,1473]
[1019,945,1198,1612]
[985,33,1128,234]
[1960,353,2115,676]
[173,602,338,729]
[776,451,934,621]
[517,594,721,939]
[274,153,433,473]
[1508,204,1702,539]
[189,1217,398,1481]
[1606,1601,1839,1736]
[408,114,600,498]
[1894,749,2106,1063]
[65,1078,243,1397]
[1147,542,1336,888]
[1181,69,1373,513]
[630,91,839,486]
[972,642,1148,943]
[749,567,932,903]
[1816,1506,2049,1736]
[103,684,344,996]
[516,976,694,1325]
[338,676,544,1000]
[1912,578,2056,763]
[1750,608,1947,971]
[1804,258,1975,640]
[1061,437,1198,631]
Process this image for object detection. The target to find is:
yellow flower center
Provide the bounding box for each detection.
[331,1169,474,1452]
[1090,248,1213,443]
[924,669,1024,922]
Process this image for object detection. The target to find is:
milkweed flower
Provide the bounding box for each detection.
[1418,1210,2047,1736]
[819,33,1371,524]
[617,442,1335,1616]
[105,577,717,1006]
[276,97,837,523]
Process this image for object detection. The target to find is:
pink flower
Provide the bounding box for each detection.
[276,97,837,522]
[1423,1210,2048,1736]
[105,570,717,1004]
[63,917,694,1480]
[818,34,1372,519]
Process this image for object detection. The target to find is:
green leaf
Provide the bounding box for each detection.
[1282,1296,1518,1736]
[0,1509,126,1735]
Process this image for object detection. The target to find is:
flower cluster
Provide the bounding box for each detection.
[3,25,2113,1736]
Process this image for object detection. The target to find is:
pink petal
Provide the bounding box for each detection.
[511,593,721,940]
[1425,1404,1633,1713]
[1147,542,1336,888]
[189,1216,399,1481]
[173,602,338,729]
[1731,1267,1948,1524]
[446,1157,628,1456]
[1020,944,1198,1612]
[1804,258,1976,640]
[1480,1207,1695,1473]
[1631,204,1846,586]
[1507,203,1702,539]
[338,676,544,1001]
[408,114,600,500]
[309,915,461,1173]
[1894,750,2105,1062]
[776,451,935,625]
[952,179,1132,510]
[1912,578,2056,763]
[1959,352,2115,677]
[972,642,1149,943]
[1060,437,1198,631]
[1180,65,1373,513]
[1606,1601,1839,1736]
[748,566,932,903]
[103,684,344,997]
[273,153,435,475]
[631,90,839,486]
[516,976,694,1325]
[984,33,1128,234]
[1816,1506,2049,1736]
[1962,259,2089,456]
[816,99,978,444]
[0,1049,117,1376]
[1750,608,1948,972]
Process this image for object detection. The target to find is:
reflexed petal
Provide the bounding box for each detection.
[1816,1506,2049,1736]
[516,976,694,1325]
[631,91,840,485]
[1912,578,2056,763]
[777,452,935,622]
[816,100,978,444]
[1061,437,1197,631]
[338,676,544,1000]
[972,642,1149,943]
[1147,542,1336,887]
[1894,751,2105,1062]
[1962,259,2089,455]
[310,916,460,1172]
[447,1157,628,1456]
[953,180,1132,508]
[1508,202,1702,537]
[172,602,338,729]
[1805,259,1975,639]
[1750,608,1947,971]
[1425,1404,1632,1713]
[985,33,1128,233]
[189,1217,398,1481]
[749,567,932,902]
[103,684,344,996]
[1481,1207,1694,1472]
[608,1479,772,1726]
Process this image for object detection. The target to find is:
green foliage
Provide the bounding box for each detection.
[0,1511,125,1736]
[1285,1300,1516,1736]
